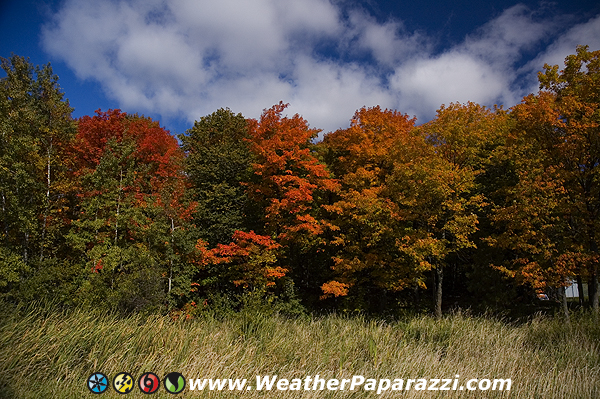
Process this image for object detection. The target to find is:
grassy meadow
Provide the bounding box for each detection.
[1,304,599,398]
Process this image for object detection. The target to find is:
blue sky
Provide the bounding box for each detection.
[1,0,600,135]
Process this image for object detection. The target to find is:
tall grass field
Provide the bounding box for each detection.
[1,304,599,398]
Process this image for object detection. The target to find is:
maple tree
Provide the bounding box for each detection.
[196,230,284,291]
[66,109,194,311]
[321,106,416,189]
[500,46,600,314]
[318,106,419,310]
[389,102,506,317]
[487,155,577,319]
[246,102,338,240]
[319,104,506,315]
[244,102,339,303]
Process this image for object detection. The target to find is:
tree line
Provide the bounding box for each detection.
[1,45,599,319]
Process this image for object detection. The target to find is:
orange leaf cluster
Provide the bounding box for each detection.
[320,280,350,299]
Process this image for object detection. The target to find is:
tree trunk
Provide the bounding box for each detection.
[1,188,8,237]
[414,283,420,310]
[561,285,570,323]
[168,218,174,294]
[40,138,52,261]
[592,270,599,317]
[589,234,598,315]
[576,275,585,308]
[590,272,598,310]
[435,266,443,318]
[114,167,123,246]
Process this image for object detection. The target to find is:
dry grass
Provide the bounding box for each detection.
[1,305,599,398]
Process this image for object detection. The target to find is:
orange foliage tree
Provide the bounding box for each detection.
[318,106,419,309]
[489,98,576,307]
[196,230,284,291]
[243,102,339,302]
[498,46,600,314]
[246,102,339,241]
[389,102,504,317]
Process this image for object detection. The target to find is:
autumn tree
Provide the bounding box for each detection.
[318,106,419,311]
[388,102,506,317]
[486,126,576,319]
[320,106,416,190]
[66,109,194,312]
[0,56,76,296]
[245,102,339,304]
[196,230,284,292]
[503,46,600,314]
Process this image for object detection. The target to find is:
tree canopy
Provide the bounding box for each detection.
[2,46,599,319]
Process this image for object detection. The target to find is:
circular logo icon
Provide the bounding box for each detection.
[164,372,185,394]
[139,372,160,394]
[87,372,109,394]
[113,372,134,394]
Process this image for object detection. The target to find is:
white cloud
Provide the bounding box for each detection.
[41,0,600,133]
[347,10,429,68]
[287,56,395,130]
[390,4,561,120]
[520,14,600,94]
[391,52,511,120]
[462,4,558,66]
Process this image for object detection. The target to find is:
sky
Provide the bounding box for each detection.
[1,0,600,136]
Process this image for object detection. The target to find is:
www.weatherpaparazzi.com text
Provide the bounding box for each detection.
[187,374,512,394]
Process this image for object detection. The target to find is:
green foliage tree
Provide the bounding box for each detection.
[180,108,256,247]
[178,108,260,307]
[0,55,76,295]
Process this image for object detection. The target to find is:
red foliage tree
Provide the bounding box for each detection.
[67,109,193,311]
[196,230,284,290]
[245,102,339,243]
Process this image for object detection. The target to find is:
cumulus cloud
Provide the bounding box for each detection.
[346,10,429,68]
[520,14,600,94]
[41,0,600,132]
[391,4,564,120]
[391,52,511,120]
